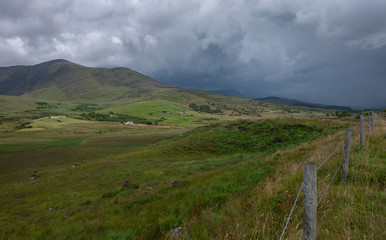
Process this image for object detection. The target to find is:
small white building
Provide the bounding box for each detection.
[49,115,66,119]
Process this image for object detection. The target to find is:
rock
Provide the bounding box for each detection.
[169,181,178,188]
[145,184,153,189]
[29,175,35,181]
[169,227,182,238]
[119,179,129,189]
[119,179,139,190]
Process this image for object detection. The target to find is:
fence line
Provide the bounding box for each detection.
[279,113,379,239]
[280,137,347,240]
[279,139,345,239]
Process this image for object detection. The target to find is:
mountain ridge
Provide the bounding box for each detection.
[209,89,249,98]
[257,96,352,110]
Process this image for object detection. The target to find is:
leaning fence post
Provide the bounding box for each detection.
[303,162,317,240]
[360,115,364,150]
[341,129,352,182]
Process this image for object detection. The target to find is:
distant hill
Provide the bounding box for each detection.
[209,89,249,98]
[0,59,172,101]
[257,97,352,110]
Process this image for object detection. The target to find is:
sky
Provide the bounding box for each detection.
[0,0,385,108]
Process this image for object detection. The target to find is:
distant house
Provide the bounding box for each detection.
[162,111,172,114]
[49,115,66,119]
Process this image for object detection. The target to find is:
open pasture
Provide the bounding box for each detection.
[0,117,361,239]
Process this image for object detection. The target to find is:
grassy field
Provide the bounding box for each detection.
[98,100,216,127]
[0,119,186,185]
[0,116,349,238]
[0,96,384,239]
[0,92,335,128]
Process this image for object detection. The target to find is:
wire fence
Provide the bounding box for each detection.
[279,112,379,239]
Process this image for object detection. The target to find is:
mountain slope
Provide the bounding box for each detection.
[0,59,171,101]
[0,60,273,117]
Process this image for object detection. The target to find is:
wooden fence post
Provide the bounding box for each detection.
[303,162,317,240]
[371,112,376,131]
[360,115,364,150]
[371,112,378,132]
[368,112,371,136]
[341,129,352,182]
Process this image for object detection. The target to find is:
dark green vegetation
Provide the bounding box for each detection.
[0,118,352,239]
[188,103,222,114]
[79,112,150,124]
[157,119,341,155]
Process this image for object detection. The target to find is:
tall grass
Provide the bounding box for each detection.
[182,119,385,239]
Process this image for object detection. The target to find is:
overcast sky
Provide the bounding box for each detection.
[1,0,385,107]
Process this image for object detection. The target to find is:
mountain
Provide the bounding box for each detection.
[0,59,172,101]
[257,96,352,111]
[0,59,268,115]
[209,89,249,98]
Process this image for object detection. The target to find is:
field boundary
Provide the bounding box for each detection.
[279,112,379,239]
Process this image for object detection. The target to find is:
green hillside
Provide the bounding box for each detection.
[0,59,170,101]
[0,60,335,123]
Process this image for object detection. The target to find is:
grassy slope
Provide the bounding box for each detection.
[0,95,40,115]
[0,118,352,239]
[185,119,385,239]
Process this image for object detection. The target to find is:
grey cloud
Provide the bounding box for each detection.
[0,0,385,107]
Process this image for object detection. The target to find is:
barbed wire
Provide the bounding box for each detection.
[279,183,304,240]
[317,141,344,170]
[280,122,362,239]
[298,116,380,239]
[317,159,344,206]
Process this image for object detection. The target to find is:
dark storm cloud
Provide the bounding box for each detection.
[0,0,385,107]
